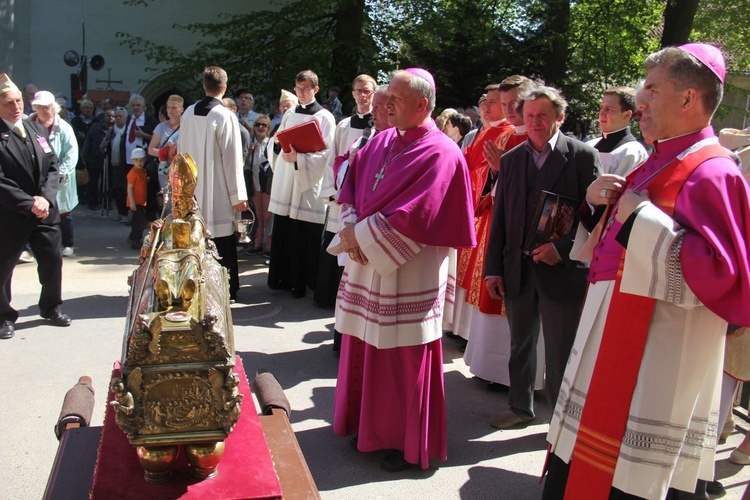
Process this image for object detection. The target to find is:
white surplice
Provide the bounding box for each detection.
[548,204,725,500]
[330,210,450,349]
[268,106,335,224]
[178,98,246,238]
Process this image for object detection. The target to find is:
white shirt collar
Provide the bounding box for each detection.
[601,126,628,139]
[528,129,560,153]
[2,118,24,131]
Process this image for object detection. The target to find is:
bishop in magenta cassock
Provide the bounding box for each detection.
[544,44,750,500]
[328,69,475,471]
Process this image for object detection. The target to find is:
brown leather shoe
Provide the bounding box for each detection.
[0,320,14,340]
[490,409,533,429]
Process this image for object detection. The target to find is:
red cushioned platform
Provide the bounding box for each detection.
[91,357,282,499]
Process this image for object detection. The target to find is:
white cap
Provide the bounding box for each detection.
[31,90,55,107]
[131,147,147,159]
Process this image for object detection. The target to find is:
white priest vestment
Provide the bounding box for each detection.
[267,104,335,224]
[178,97,246,238]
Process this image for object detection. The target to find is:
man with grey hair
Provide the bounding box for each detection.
[124,94,157,166]
[544,44,750,499]
[124,93,158,218]
[330,69,475,472]
[0,74,71,339]
[484,84,601,430]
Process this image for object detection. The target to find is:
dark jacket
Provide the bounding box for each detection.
[0,119,61,225]
[82,121,109,171]
[484,133,602,301]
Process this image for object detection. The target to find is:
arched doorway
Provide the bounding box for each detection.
[138,71,196,117]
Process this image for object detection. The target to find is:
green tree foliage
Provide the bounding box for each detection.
[119,0,746,125]
[118,0,384,110]
[564,0,662,131]
[377,0,529,107]
[691,0,750,72]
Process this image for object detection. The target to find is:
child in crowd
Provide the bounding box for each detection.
[127,148,149,248]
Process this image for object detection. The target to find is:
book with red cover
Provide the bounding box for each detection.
[276,119,326,154]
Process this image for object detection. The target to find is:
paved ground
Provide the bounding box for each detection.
[1,207,749,499]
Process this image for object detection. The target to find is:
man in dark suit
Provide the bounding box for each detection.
[0,73,71,340]
[484,85,601,428]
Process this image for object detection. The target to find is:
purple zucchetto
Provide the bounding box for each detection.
[678,43,726,84]
[404,68,436,92]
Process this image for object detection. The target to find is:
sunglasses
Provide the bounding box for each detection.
[254,123,269,128]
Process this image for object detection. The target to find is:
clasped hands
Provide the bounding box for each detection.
[339,223,368,265]
[586,174,651,223]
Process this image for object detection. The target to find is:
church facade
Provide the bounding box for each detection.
[0,0,269,108]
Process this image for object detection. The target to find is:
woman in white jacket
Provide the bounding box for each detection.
[31,91,79,256]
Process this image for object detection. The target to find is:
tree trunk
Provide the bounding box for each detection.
[661,0,700,47]
[542,0,570,86]
[330,0,366,88]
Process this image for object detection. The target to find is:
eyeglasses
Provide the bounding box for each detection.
[294,86,315,94]
[254,123,269,128]
[353,89,374,96]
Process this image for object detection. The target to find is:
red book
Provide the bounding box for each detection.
[276,119,326,154]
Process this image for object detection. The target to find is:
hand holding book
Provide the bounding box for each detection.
[276,119,326,154]
[523,190,579,256]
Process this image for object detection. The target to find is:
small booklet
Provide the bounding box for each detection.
[523,190,579,253]
[276,119,326,154]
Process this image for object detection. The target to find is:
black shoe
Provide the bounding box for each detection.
[706,480,724,495]
[380,450,413,472]
[291,289,306,299]
[0,321,14,340]
[41,309,72,327]
[486,382,509,392]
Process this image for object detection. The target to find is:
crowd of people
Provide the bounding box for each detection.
[2,40,750,499]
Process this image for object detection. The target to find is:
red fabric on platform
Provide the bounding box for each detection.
[91,357,282,499]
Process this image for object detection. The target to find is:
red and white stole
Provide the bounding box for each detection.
[564,141,729,499]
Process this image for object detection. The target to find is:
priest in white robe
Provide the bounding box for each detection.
[314,74,376,309]
[178,66,247,301]
[267,70,335,298]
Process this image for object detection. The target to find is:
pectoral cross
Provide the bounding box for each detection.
[372,166,386,191]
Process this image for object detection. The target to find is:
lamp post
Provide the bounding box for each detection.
[63,23,105,107]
